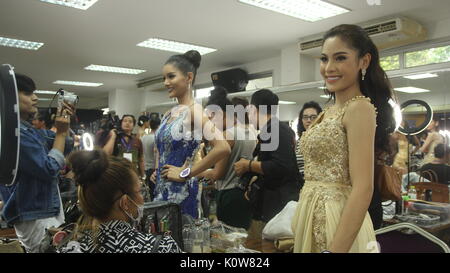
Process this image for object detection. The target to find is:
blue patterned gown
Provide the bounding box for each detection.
[154,105,201,218]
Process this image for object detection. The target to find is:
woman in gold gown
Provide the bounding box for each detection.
[291,24,396,253]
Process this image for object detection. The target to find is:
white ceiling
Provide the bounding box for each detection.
[1,0,450,109]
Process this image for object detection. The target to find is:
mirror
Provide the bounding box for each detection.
[0,64,20,186]
[398,99,433,135]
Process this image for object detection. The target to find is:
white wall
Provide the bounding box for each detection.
[109,15,450,125]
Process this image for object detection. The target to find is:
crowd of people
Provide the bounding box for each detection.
[0,23,448,254]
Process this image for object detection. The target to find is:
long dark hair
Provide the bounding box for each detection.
[323,24,396,155]
[297,101,322,138]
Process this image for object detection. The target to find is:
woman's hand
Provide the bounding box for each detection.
[161,165,186,183]
[54,102,75,135]
[234,158,249,176]
[150,170,157,184]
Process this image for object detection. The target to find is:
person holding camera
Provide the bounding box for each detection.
[0,74,74,253]
[103,115,146,181]
[234,89,302,238]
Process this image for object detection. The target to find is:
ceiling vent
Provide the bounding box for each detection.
[137,75,164,90]
[299,17,427,56]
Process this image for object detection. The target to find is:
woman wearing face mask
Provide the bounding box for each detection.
[64,149,182,253]
[151,50,231,219]
[291,24,396,253]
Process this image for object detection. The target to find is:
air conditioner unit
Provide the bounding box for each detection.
[137,75,164,90]
[298,17,427,56]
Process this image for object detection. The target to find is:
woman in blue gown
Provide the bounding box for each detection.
[151,50,230,219]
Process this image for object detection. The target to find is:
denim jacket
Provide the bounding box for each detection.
[0,121,65,225]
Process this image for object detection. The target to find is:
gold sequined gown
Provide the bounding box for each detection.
[291,97,378,253]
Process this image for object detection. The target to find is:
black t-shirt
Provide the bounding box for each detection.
[419,163,450,185]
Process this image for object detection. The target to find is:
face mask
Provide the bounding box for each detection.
[123,196,144,226]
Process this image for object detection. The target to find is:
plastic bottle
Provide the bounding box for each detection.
[182,224,192,253]
[191,221,203,253]
[201,218,211,253]
[408,186,417,200]
[402,195,410,215]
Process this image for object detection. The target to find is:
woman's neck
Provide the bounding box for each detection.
[177,90,193,106]
[334,84,363,108]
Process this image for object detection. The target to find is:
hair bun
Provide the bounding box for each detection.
[68,149,109,186]
[183,50,201,69]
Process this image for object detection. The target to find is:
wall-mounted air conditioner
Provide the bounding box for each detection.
[298,17,427,56]
[137,75,164,90]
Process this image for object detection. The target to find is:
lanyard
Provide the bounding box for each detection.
[121,137,132,152]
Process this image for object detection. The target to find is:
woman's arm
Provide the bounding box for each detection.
[329,100,376,253]
[419,133,435,154]
[199,139,234,181]
[103,130,117,155]
[162,104,231,182]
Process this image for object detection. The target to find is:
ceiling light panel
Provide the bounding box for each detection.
[238,0,349,22]
[403,73,438,80]
[394,87,430,93]
[54,80,103,87]
[35,90,58,95]
[279,101,297,105]
[137,38,217,55]
[39,0,98,10]
[85,64,146,75]
[0,36,44,50]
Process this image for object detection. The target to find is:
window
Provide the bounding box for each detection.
[380,55,400,71]
[405,45,450,68]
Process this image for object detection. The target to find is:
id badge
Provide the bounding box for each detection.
[123,152,133,162]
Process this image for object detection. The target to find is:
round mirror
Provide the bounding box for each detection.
[397,99,433,136]
[0,64,20,186]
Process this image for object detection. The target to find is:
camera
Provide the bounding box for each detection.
[57,89,79,116]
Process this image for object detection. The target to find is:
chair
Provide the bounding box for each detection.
[412,182,449,203]
[375,222,450,253]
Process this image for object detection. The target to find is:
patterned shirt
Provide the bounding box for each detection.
[61,220,182,253]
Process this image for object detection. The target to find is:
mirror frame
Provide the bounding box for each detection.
[0,64,20,186]
[397,99,433,135]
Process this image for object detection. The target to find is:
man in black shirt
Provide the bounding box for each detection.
[234,89,302,234]
[419,144,450,185]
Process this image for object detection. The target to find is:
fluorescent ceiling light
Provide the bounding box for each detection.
[137,38,217,55]
[403,73,438,80]
[238,0,349,22]
[279,101,296,105]
[39,0,98,10]
[394,87,430,93]
[54,80,103,87]
[0,36,44,50]
[102,108,110,115]
[35,90,57,95]
[320,95,330,98]
[318,86,327,90]
[195,87,214,99]
[85,64,146,75]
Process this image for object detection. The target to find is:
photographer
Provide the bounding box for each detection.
[234,89,302,237]
[0,74,74,253]
[103,115,145,180]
